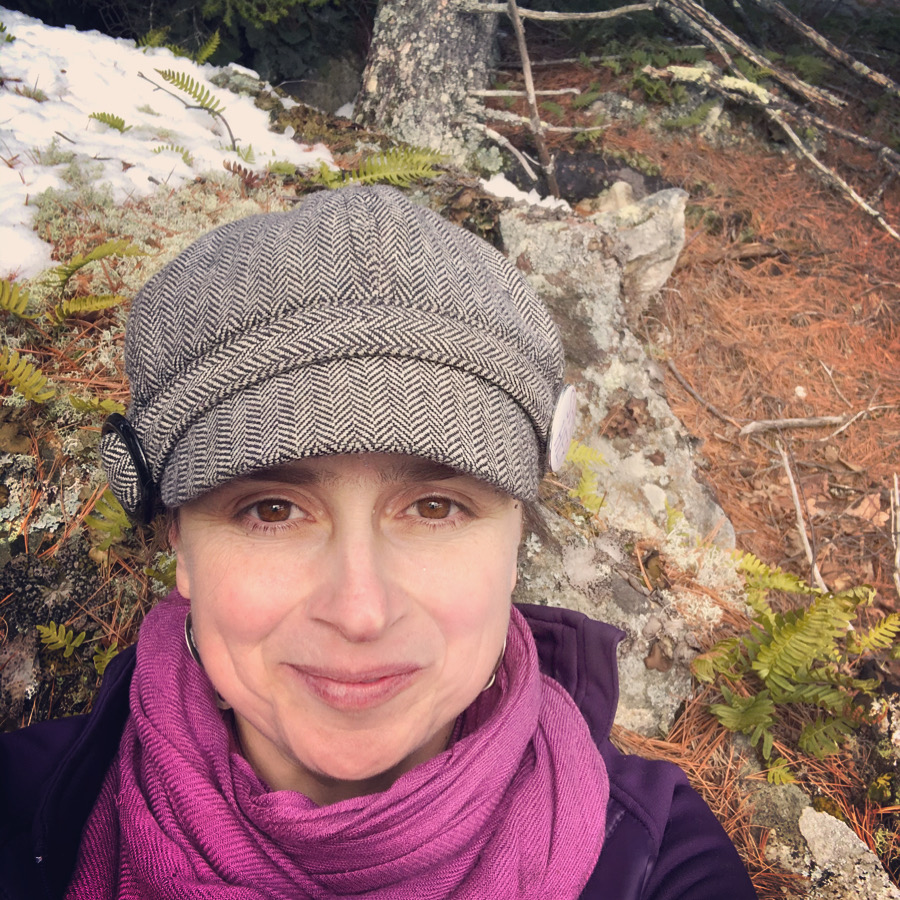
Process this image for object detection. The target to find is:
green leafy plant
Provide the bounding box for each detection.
[145,553,177,591]
[0,279,33,319]
[153,68,237,150]
[53,239,144,288]
[566,440,606,515]
[313,147,444,189]
[733,57,773,84]
[37,621,86,658]
[15,81,48,102]
[93,642,119,675]
[153,143,194,166]
[193,29,221,65]
[693,554,898,781]
[540,100,566,119]
[84,490,132,551]
[572,82,603,110]
[68,395,126,416]
[0,344,55,403]
[89,112,131,133]
[49,294,126,324]
[0,21,14,44]
[663,99,718,130]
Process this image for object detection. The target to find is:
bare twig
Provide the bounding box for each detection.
[468,101,607,133]
[777,441,829,592]
[818,361,852,409]
[766,110,900,242]
[891,473,900,603]
[462,1,658,21]
[505,0,560,197]
[739,414,847,436]
[464,121,539,180]
[666,359,742,428]
[469,88,579,96]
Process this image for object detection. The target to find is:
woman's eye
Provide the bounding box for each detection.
[251,499,296,523]
[413,497,455,520]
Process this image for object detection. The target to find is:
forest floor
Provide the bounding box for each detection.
[485,30,900,896]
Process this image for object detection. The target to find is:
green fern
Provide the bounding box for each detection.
[53,239,144,288]
[1,22,15,44]
[145,553,177,590]
[153,143,194,166]
[696,552,895,776]
[766,757,797,785]
[49,294,126,323]
[137,27,168,48]
[0,279,33,318]
[234,143,255,165]
[313,147,444,189]
[84,489,131,550]
[848,613,900,654]
[93,641,119,675]
[193,29,220,65]
[155,68,224,114]
[89,112,131,133]
[37,621,86,658]
[68,395,126,416]
[0,344,55,403]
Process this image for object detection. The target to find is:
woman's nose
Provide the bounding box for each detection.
[311,523,401,642]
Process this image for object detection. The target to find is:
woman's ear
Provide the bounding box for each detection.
[167,509,192,598]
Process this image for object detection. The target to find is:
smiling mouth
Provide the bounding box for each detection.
[289,666,420,712]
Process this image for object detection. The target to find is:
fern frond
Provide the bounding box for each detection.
[89,112,131,133]
[798,714,855,758]
[93,642,119,675]
[155,69,224,114]
[692,637,747,683]
[737,551,810,594]
[145,553,177,590]
[751,592,855,684]
[37,621,86,658]
[193,29,220,65]
[49,294,126,323]
[84,489,131,550]
[766,757,797,785]
[68,395,126,416]
[137,27,168,48]
[315,147,444,188]
[566,440,605,469]
[153,143,194,166]
[710,686,775,757]
[848,613,900,655]
[0,344,55,403]
[0,279,33,318]
[53,239,144,287]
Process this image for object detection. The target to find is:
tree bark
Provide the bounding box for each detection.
[355,0,499,162]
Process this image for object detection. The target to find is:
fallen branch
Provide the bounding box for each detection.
[660,0,844,108]
[666,359,742,428]
[506,0,560,197]
[777,441,829,592]
[470,88,579,97]
[462,1,658,21]
[739,414,847,436]
[766,110,900,242]
[467,100,608,133]
[745,0,900,99]
[464,121,539,181]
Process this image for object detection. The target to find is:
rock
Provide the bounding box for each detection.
[799,808,900,899]
[284,52,364,114]
[499,194,733,548]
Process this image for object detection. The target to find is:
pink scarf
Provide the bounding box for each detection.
[67,594,608,898]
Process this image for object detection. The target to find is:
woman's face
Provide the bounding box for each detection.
[173,453,521,805]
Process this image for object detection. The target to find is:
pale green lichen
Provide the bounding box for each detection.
[720,76,771,103]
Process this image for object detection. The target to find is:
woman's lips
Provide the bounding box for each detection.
[289,665,421,711]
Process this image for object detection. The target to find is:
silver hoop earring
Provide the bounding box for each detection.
[482,637,507,692]
[184,612,203,665]
[184,613,231,710]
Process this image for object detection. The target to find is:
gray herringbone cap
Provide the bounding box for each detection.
[100,185,565,511]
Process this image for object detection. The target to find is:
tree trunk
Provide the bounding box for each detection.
[355,0,499,162]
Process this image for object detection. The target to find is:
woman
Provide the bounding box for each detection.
[0,186,757,899]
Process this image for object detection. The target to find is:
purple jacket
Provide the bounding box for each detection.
[0,604,756,899]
